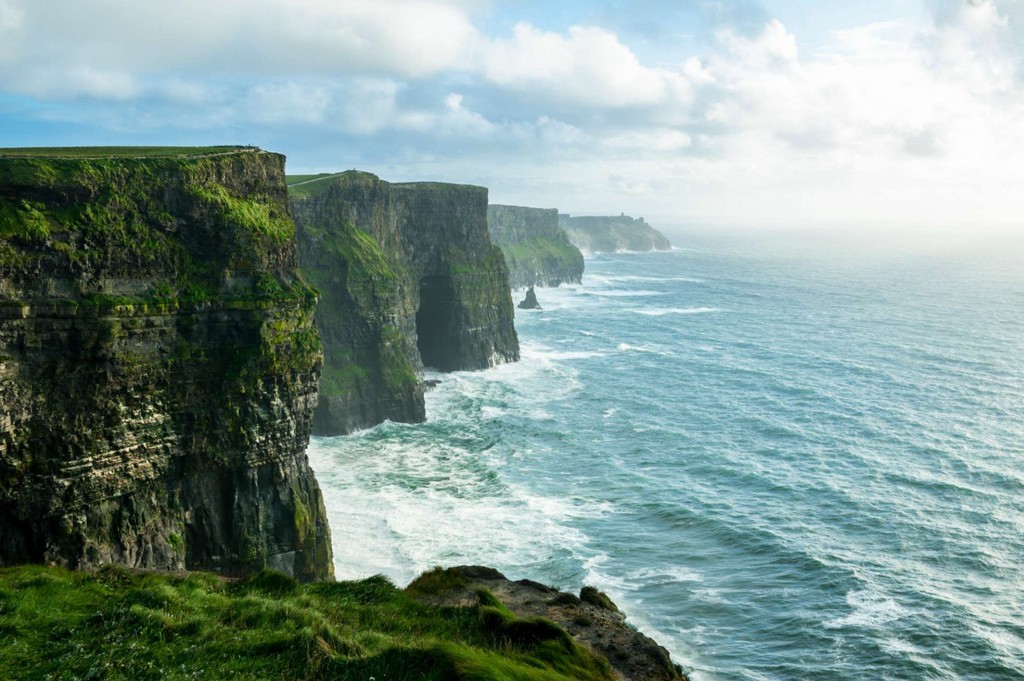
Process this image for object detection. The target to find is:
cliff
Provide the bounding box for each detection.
[289,172,519,435]
[0,147,333,581]
[559,214,672,254]
[487,205,584,288]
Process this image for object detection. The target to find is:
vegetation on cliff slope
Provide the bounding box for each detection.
[487,205,583,289]
[0,565,612,681]
[498,239,584,289]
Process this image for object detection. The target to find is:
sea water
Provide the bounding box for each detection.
[308,229,1024,680]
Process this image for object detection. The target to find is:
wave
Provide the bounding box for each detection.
[824,589,908,631]
[588,274,705,284]
[630,307,721,316]
[580,289,668,298]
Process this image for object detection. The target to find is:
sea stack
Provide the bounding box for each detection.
[518,286,542,309]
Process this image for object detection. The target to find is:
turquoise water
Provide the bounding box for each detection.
[308,230,1024,680]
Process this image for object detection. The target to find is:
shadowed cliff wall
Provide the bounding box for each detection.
[290,172,519,435]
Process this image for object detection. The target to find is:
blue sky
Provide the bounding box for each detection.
[1,0,1022,228]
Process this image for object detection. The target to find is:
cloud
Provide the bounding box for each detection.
[245,82,332,125]
[1,0,1023,227]
[479,23,693,108]
[0,0,480,99]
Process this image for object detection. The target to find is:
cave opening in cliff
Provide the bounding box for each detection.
[416,276,458,371]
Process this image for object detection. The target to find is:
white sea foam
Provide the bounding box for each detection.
[308,435,591,585]
[525,348,605,361]
[581,289,668,298]
[824,589,908,630]
[630,307,721,316]
[629,565,704,583]
[591,274,704,284]
[616,342,668,356]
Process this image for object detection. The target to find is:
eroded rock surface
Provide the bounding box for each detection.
[0,148,333,581]
[409,565,688,681]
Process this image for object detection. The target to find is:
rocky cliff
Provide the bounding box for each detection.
[559,214,672,254]
[410,566,688,681]
[487,205,584,288]
[289,172,519,436]
[0,147,333,581]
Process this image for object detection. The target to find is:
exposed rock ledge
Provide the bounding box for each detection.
[410,565,688,681]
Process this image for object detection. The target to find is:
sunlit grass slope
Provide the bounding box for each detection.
[0,565,613,681]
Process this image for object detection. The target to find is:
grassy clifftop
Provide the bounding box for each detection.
[0,565,613,681]
[0,146,254,159]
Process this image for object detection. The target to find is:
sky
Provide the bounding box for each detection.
[1,0,1022,229]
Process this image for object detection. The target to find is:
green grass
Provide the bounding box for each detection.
[286,172,359,198]
[0,146,255,159]
[0,565,614,681]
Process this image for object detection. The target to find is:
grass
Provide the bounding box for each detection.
[0,147,255,159]
[286,172,362,198]
[0,565,614,681]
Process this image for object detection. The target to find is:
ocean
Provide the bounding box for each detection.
[308,228,1024,680]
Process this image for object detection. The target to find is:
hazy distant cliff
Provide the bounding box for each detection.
[0,148,333,581]
[560,214,672,253]
[289,172,519,435]
[488,205,584,288]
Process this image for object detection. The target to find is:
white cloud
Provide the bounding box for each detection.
[0,0,22,30]
[1,0,1023,228]
[13,66,141,100]
[480,23,693,108]
[0,0,479,99]
[245,82,332,125]
[604,129,693,152]
[439,92,495,137]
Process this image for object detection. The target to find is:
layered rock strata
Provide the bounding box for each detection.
[0,147,333,581]
[487,204,584,288]
[559,214,672,254]
[290,172,519,435]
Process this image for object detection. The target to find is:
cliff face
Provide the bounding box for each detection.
[290,172,519,435]
[0,148,333,581]
[487,205,584,288]
[559,214,672,254]
[290,173,423,435]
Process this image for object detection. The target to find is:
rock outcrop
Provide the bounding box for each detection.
[0,147,333,582]
[518,286,541,310]
[488,204,584,288]
[560,214,672,254]
[409,566,688,681]
[290,172,519,436]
